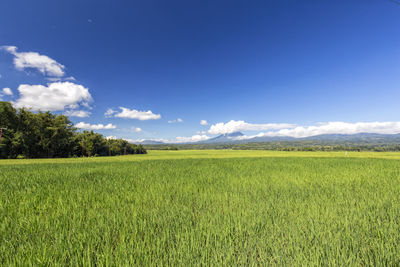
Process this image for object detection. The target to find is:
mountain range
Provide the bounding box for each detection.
[134,132,400,145]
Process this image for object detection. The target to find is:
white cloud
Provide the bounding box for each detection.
[114,107,161,120]
[140,121,400,144]
[208,120,295,134]
[46,76,76,82]
[130,134,211,144]
[126,138,166,144]
[168,118,183,123]
[0,46,17,54]
[104,108,116,117]
[1,46,65,77]
[12,82,92,111]
[124,138,136,143]
[257,121,400,138]
[174,134,210,143]
[2,87,12,95]
[64,110,91,118]
[200,120,208,126]
[46,78,62,82]
[131,127,142,132]
[75,122,116,130]
[106,136,117,140]
[0,87,13,101]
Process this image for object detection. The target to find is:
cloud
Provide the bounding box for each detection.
[75,122,116,130]
[64,110,91,118]
[200,120,208,126]
[132,134,211,144]
[208,120,295,134]
[0,46,17,54]
[168,118,183,123]
[75,120,400,144]
[113,107,161,120]
[12,82,92,111]
[1,87,13,100]
[125,138,166,144]
[1,46,65,77]
[46,76,76,82]
[2,88,13,96]
[107,136,139,142]
[131,127,142,132]
[256,121,400,138]
[104,108,117,117]
[174,134,210,143]
[124,138,141,143]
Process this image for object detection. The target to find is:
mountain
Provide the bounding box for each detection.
[138,132,400,145]
[198,132,400,144]
[245,136,296,143]
[302,133,400,142]
[200,132,244,143]
[133,140,165,145]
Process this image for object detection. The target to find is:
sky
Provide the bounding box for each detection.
[1,0,400,143]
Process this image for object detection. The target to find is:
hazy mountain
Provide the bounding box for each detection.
[200,132,244,143]
[245,136,296,143]
[302,133,400,142]
[199,132,400,144]
[134,140,165,145]
[140,132,400,145]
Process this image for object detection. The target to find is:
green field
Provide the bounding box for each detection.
[1,150,400,265]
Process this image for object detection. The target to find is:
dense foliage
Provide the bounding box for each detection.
[0,101,146,158]
[1,151,400,265]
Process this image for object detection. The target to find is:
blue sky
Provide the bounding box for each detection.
[1,0,400,142]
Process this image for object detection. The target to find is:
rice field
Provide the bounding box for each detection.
[1,150,400,265]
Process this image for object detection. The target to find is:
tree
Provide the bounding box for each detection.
[0,101,146,159]
[74,131,107,157]
[0,102,17,158]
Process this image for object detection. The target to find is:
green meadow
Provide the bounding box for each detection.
[1,150,400,265]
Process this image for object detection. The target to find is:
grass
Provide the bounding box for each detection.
[1,150,400,265]
[2,149,400,166]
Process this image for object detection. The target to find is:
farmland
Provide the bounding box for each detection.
[1,150,400,265]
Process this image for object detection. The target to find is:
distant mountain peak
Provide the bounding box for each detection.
[200,131,245,143]
[134,140,165,145]
[223,131,244,137]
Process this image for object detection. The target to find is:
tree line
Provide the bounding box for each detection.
[0,102,146,159]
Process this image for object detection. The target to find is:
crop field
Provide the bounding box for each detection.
[1,150,400,265]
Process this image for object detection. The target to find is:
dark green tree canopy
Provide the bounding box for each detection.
[0,101,146,159]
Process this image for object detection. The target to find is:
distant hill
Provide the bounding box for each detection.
[200,132,245,143]
[203,132,400,144]
[137,132,400,145]
[133,140,165,145]
[302,133,400,142]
